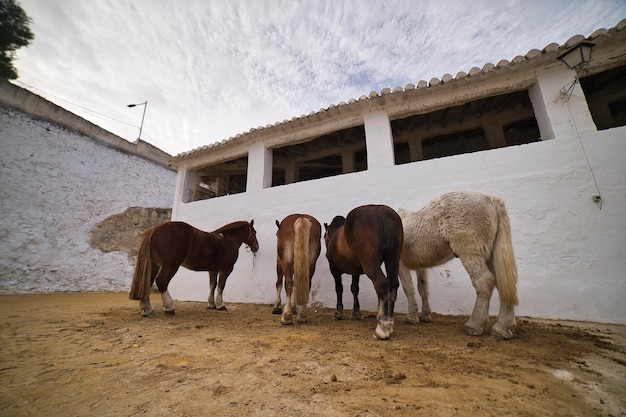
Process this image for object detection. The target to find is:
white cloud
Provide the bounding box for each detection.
[12,0,626,155]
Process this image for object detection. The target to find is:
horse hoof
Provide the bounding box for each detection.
[352,312,361,320]
[374,321,394,340]
[465,326,483,337]
[405,314,419,325]
[419,313,432,323]
[296,316,308,323]
[272,307,282,315]
[141,310,155,317]
[334,311,344,320]
[164,310,175,316]
[491,325,514,340]
[374,329,391,340]
[207,305,216,310]
[217,306,227,311]
[281,318,293,325]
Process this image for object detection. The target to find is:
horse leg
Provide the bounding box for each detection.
[492,302,516,340]
[139,298,154,317]
[296,262,318,324]
[155,265,179,315]
[272,265,283,314]
[350,275,361,319]
[416,268,432,322]
[367,263,398,340]
[214,268,233,310]
[461,256,495,336]
[207,271,218,309]
[139,267,159,317]
[333,271,344,320]
[295,267,309,324]
[295,274,308,324]
[281,269,294,325]
[296,304,307,323]
[290,287,297,314]
[399,262,419,324]
[160,290,175,315]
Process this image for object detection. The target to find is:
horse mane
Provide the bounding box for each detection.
[213,220,249,234]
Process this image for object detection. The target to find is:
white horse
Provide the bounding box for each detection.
[398,191,518,339]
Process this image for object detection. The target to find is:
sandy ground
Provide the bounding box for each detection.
[0,292,624,417]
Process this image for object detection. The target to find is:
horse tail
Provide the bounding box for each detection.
[491,197,519,306]
[294,217,311,307]
[129,228,154,300]
[378,207,403,251]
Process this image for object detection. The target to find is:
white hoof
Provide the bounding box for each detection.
[374,320,394,340]
[464,324,484,337]
[491,323,514,340]
[281,312,293,325]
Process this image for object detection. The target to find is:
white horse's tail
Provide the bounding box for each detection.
[129,229,154,300]
[491,197,519,306]
[294,217,311,307]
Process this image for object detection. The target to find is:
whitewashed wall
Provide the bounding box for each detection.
[169,77,626,324]
[0,108,177,293]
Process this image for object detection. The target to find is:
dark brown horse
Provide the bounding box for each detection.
[272,214,322,325]
[129,220,259,316]
[324,205,403,339]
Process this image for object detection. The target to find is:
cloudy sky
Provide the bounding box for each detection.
[12,0,626,156]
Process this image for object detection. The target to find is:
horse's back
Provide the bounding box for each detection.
[277,214,321,261]
[150,221,195,246]
[400,191,500,267]
[431,192,498,254]
[345,204,403,259]
[147,221,195,265]
[278,214,321,235]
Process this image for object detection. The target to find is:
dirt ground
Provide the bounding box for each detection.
[0,293,624,417]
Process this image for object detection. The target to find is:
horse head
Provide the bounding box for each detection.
[246,219,259,252]
[323,215,346,247]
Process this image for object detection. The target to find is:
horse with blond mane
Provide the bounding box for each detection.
[398,191,518,339]
[129,220,259,316]
[272,214,322,325]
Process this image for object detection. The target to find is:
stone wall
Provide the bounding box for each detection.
[0,107,176,293]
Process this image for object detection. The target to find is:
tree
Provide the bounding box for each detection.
[0,0,34,79]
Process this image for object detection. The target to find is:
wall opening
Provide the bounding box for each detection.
[422,128,489,160]
[271,125,366,186]
[391,89,540,164]
[192,155,248,200]
[580,64,626,130]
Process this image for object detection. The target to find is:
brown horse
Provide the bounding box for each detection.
[129,220,259,316]
[324,205,403,340]
[272,214,322,325]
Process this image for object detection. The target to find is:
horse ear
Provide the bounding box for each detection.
[250,219,254,227]
[275,220,280,228]
[324,223,328,230]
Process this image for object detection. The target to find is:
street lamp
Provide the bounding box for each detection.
[557,42,594,70]
[556,42,595,102]
[126,100,148,140]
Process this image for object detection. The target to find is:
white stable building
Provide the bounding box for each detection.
[168,21,626,324]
